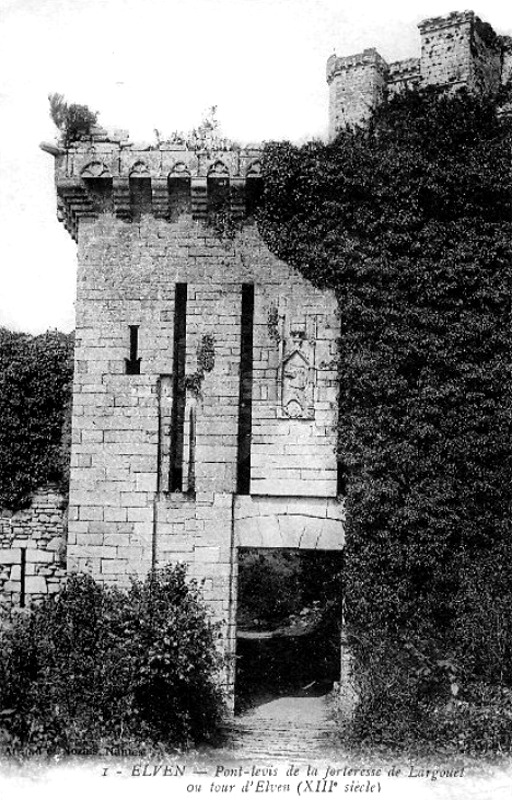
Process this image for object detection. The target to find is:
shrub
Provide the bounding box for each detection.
[454,545,512,689]
[49,93,98,146]
[441,685,512,755]
[346,635,460,748]
[0,566,224,756]
[237,549,343,630]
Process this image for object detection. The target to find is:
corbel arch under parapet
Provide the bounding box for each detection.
[168,162,191,178]
[80,160,112,179]
[129,160,151,178]
[207,160,230,178]
[80,161,113,215]
[245,159,262,177]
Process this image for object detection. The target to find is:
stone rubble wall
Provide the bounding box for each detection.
[419,11,502,95]
[0,487,67,607]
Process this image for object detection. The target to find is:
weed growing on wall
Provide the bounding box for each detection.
[258,87,512,752]
[184,335,216,398]
[48,94,98,146]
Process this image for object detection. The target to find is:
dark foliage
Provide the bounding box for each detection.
[237,549,343,630]
[0,328,73,510]
[48,93,98,146]
[0,566,224,756]
[258,88,512,751]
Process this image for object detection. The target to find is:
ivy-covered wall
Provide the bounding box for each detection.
[258,84,512,746]
[0,328,73,511]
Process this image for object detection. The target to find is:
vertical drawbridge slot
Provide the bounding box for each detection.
[237,284,254,495]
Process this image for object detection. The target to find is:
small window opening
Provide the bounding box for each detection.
[125,325,141,375]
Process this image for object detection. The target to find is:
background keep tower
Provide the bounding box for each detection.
[327,10,512,137]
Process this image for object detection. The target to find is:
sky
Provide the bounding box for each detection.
[0,0,511,334]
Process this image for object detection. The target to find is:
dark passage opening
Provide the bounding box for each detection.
[245,177,263,218]
[129,177,152,221]
[235,548,343,714]
[207,177,230,214]
[169,283,187,492]
[84,178,114,214]
[236,284,254,495]
[168,177,191,220]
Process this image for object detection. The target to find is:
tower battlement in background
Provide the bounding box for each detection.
[327,10,512,137]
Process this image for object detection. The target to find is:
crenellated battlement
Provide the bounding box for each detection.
[42,140,263,241]
[418,9,476,33]
[326,48,388,82]
[327,48,388,135]
[387,58,421,96]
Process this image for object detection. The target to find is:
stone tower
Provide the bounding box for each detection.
[42,137,343,701]
[327,10,512,138]
[40,8,510,707]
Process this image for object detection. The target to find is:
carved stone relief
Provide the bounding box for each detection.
[276,314,316,419]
